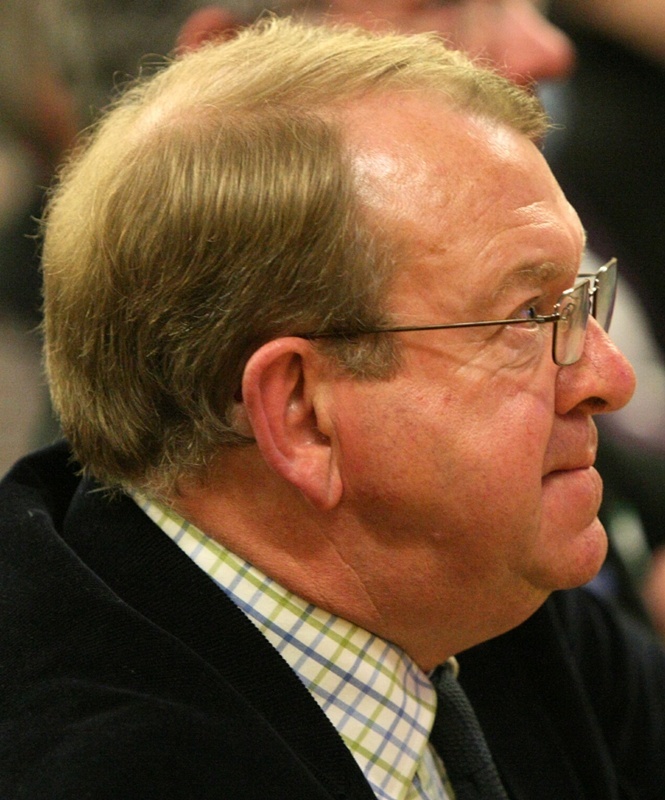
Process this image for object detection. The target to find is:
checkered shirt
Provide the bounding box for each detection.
[133,493,454,800]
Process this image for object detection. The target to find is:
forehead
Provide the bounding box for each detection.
[343,92,583,311]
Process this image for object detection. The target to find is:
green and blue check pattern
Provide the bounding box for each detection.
[133,493,454,800]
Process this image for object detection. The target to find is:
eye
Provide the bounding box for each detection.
[419,0,464,7]
[513,301,540,326]
[492,295,551,364]
[518,304,538,320]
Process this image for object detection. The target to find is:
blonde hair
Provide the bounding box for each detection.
[43,16,547,494]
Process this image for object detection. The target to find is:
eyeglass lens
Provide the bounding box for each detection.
[593,259,617,332]
[553,260,617,366]
[554,282,590,366]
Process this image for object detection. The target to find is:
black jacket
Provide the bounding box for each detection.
[1,443,664,799]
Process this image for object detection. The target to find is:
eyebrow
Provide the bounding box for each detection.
[492,261,572,300]
[491,228,588,297]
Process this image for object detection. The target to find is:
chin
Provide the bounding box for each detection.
[550,516,609,590]
[538,469,608,589]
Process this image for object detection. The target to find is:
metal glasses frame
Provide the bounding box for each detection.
[299,258,618,367]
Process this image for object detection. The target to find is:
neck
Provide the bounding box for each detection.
[168,446,517,671]
[170,446,387,640]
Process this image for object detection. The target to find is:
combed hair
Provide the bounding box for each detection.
[42,16,548,494]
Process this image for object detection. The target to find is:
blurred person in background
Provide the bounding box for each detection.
[177,0,574,83]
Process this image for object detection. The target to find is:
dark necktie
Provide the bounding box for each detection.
[429,658,509,800]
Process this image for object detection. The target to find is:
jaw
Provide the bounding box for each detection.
[528,467,608,592]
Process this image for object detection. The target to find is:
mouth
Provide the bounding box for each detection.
[542,461,603,496]
[543,420,599,480]
[545,462,595,479]
[542,464,604,518]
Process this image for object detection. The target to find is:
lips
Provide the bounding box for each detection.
[542,417,598,477]
[544,455,597,480]
[541,464,604,515]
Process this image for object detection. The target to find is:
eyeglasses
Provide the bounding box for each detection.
[298,259,618,367]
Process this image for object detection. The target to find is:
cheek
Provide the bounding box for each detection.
[336,372,555,540]
[419,372,555,485]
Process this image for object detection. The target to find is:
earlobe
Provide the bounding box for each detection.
[241,338,343,511]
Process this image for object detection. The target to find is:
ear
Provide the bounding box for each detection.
[176,7,242,54]
[239,338,343,512]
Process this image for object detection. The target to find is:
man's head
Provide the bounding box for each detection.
[43,17,546,493]
[43,18,634,665]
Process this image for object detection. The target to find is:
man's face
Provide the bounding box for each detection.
[325,94,634,662]
[323,0,574,84]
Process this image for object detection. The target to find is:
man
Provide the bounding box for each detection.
[176,7,654,625]
[1,16,662,800]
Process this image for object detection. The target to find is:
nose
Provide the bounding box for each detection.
[491,1,576,85]
[555,318,636,417]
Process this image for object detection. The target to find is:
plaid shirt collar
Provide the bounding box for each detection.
[132,492,449,800]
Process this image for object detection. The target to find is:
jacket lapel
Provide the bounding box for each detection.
[62,478,376,800]
[457,598,620,800]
